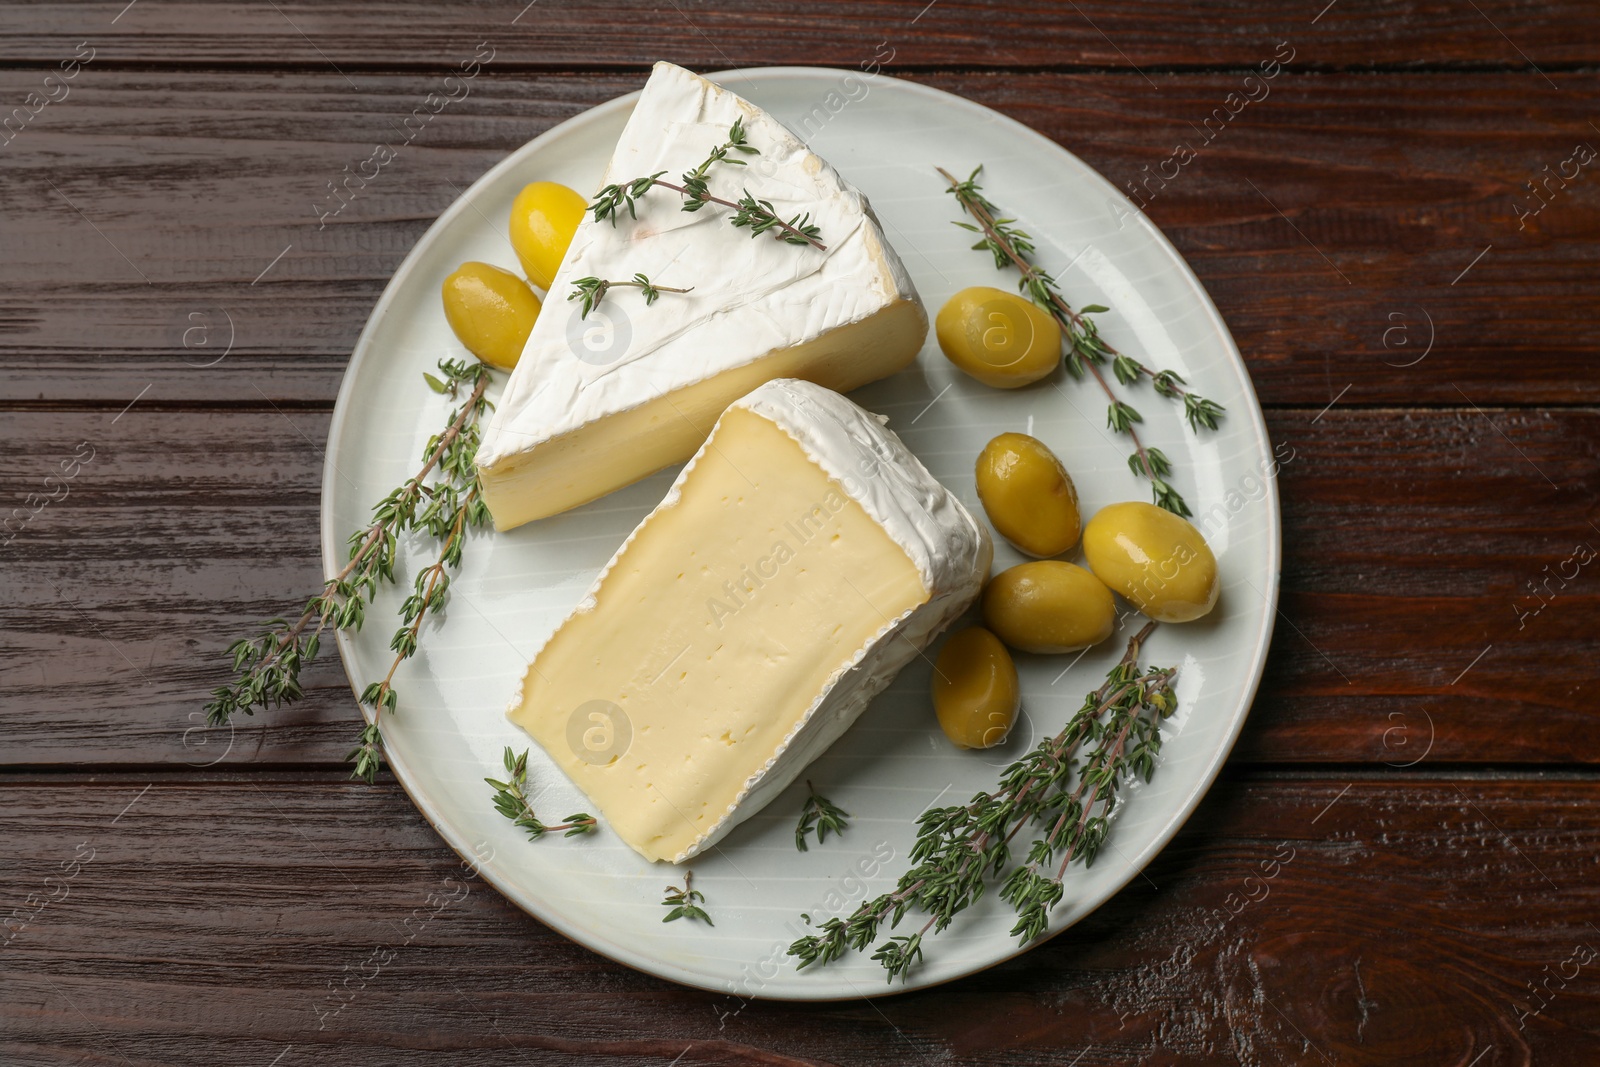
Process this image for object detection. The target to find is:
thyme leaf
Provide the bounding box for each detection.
[662,870,713,925]
[486,747,598,841]
[787,623,1177,983]
[569,273,693,318]
[590,122,827,251]
[206,357,495,783]
[940,164,1226,516]
[796,780,851,851]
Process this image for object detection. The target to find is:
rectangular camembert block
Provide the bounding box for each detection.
[507,380,990,863]
[473,61,928,530]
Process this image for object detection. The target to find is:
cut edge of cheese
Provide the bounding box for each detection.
[475,61,927,531]
[506,379,991,863]
[477,294,925,531]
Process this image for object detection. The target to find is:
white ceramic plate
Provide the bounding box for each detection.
[322,67,1280,1000]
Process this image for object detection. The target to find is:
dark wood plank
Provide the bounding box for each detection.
[1241,404,1600,764]
[3,406,1596,768]
[3,773,1597,1064]
[4,69,1596,406]
[2,2,1588,1062]
[0,408,353,770]
[0,69,615,409]
[3,0,1598,69]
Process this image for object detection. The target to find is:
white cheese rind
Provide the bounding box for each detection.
[736,379,981,594]
[507,380,990,863]
[681,381,991,861]
[474,61,925,527]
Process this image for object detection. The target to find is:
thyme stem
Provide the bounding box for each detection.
[486,747,598,841]
[649,178,828,250]
[937,164,1160,493]
[939,165,1225,516]
[589,121,827,252]
[371,485,473,701]
[569,273,694,318]
[662,870,713,925]
[209,359,495,785]
[796,780,852,851]
[788,623,1177,982]
[222,372,489,696]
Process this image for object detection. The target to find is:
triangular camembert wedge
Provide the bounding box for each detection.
[475,62,927,530]
[506,379,991,863]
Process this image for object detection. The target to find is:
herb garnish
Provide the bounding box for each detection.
[590,119,827,260]
[795,781,851,851]
[939,165,1224,516]
[206,357,494,782]
[787,622,1176,982]
[486,748,598,840]
[661,870,713,925]
[569,273,693,318]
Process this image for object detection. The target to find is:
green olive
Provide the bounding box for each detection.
[1082,501,1219,623]
[975,432,1081,557]
[441,261,543,370]
[932,627,1020,749]
[509,181,586,291]
[935,286,1062,388]
[981,561,1115,654]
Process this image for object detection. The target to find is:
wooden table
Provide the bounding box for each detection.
[4,2,1598,1063]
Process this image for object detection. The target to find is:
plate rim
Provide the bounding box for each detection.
[320,64,1282,1000]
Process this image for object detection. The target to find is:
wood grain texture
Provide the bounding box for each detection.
[3,406,1595,768]
[3,773,1597,1065]
[3,69,1599,406]
[2,5,1597,1059]
[2,0,1598,70]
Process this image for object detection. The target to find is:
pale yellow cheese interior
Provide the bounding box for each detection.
[479,298,925,530]
[509,405,928,862]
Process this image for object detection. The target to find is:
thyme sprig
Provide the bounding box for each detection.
[206,357,494,782]
[796,780,851,852]
[590,171,663,226]
[939,165,1225,516]
[1001,664,1171,942]
[787,623,1176,983]
[662,870,713,925]
[486,748,598,840]
[590,120,827,251]
[569,273,693,318]
[679,116,758,207]
[725,192,822,247]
